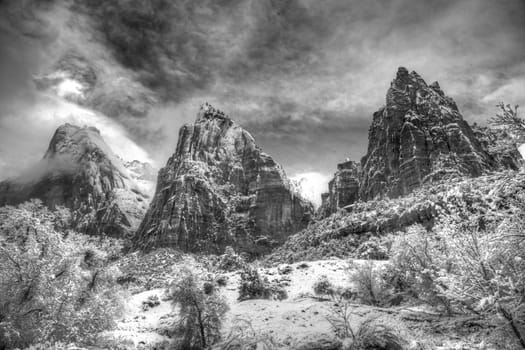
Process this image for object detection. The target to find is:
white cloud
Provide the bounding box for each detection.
[482,77,525,105]
[290,171,331,208]
[0,92,152,180]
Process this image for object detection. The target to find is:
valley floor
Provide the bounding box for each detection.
[100,257,514,350]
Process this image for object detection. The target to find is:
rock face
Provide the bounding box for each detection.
[134,104,313,254]
[0,124,150,237]
[319,160,360,217]
[321,67,522,216]
[360,67,497,200]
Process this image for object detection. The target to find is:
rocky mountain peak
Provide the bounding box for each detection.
[196,102,231,122]
[134,105,313,254]
[360,67,498,200]
[320,67,522,217]
[0,123,150,237]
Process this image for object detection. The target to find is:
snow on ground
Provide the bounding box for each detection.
[103,259,364,347]
[102,258,476,349]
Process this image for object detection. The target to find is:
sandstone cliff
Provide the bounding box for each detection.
[0,124,151,237]
[319,160,360,217]
[134,104,313,254]
[320,67,522,216]
[360,67,498,200]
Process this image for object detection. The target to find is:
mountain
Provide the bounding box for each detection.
[134,104,313,255]
[320,67,523,217]
[270,67,524,263]
[318,160,360,218]
[269,170,525,263]
[0,123,151,237]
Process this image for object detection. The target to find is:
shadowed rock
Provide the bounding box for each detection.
[319,160,360,217]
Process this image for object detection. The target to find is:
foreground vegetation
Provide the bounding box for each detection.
[0,200,124,349]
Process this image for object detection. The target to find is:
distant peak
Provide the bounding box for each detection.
[196,102,231,122]
[394,67,424,82]
[56,123,80,132]
[55,123,100,135]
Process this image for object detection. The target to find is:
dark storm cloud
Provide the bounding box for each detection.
[0,0,524,201]
[81,0,525,165]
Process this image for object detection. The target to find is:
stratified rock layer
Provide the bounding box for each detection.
[0,124,150,237]
[134,104,313,254]
[360,67,499,200]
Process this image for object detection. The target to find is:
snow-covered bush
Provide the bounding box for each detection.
[349,261,392,307]
[344,316,407,350]
[312,275,336,297]
[0,200,123,349]
[217,246,245,272]
[389,191,525,347]
[327,300,406,350]
[436,203,525,346]
[388,225,452,313]
[217,319,276,350]
[355,236,390,260]
[142,294,160,311]
[238,266,287,301]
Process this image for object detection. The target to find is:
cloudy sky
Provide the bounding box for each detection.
[0,0,524,205]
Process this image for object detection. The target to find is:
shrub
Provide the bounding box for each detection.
[312,275,335,297]
[216,319,276,350]
[142,294,160,311]
[387,225,452,313]
[327,297,406,350]
[215,275,228,287]
[277,264,293,274]
[203,281,215,295]
[435,208,525,347]
[355,236,390,260]
[388,193,525,348]
[237,266,287,301]
[218,246,245,272]
[0,201,123,349]
[349,261,391,306]
[297,262,310,269]
[168,268,229,350]
[348,316,407,350]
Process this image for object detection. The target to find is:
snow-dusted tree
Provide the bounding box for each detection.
[389,190,525,347]
[490,102,525,141]
[169,268,229,350]
[0,200,123,349]
[435,196,525,348]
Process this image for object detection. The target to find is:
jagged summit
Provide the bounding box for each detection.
[0,123,150,237]
[320,67,523,217]
[196,102,231,122]
[134,105,313,254]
